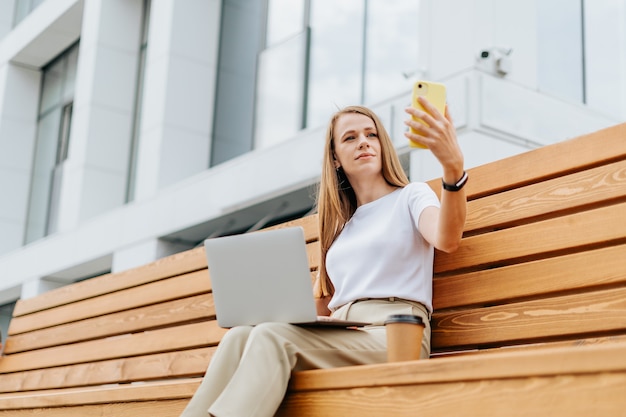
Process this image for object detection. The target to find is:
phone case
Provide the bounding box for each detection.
[409,80,447,149]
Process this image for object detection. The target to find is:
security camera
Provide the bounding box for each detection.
[477,47,513,76]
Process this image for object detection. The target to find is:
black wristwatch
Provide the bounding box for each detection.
[442,171,468,192]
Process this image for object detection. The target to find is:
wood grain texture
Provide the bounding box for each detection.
[0,379,200,410]
[0,400,188,417]
[435,201,626,273]
[427,122,626,199]
[432,286,626,349]
[0,347,215,393]
[5,293,215,354]
[463,159,626,233]
[0,321,226,373]
[288,341,626,391]
[8,270,211,336]
[279,373,626,417]
[433,243,626,310]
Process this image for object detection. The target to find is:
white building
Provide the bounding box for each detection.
[1,0,625,337]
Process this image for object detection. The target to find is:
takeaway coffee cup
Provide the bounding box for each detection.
[384,314,425,362]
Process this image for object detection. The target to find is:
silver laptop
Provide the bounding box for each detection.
[204,226,370,328]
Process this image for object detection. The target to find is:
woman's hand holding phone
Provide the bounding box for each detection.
[404,82,464,180]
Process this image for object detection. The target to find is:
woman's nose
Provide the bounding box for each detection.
[357,134,369,148]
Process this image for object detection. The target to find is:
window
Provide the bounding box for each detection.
[363,0,420,105]
[583,0,626,119]
[13,0,44,26]
[306,0,365,128]
[210,0,265,166]
[537,0,585,103]
[126,0,152,202]
[24,42,79,243]
[254,0,421,149]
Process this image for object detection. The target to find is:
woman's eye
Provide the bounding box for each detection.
[344,136,355,141]
[368,132,378,137]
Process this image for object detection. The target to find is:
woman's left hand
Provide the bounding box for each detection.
[404,97,464,179]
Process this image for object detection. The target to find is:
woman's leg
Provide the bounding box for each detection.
[179,326,253,417]
[208,322,388,417]
[182,299,430,417]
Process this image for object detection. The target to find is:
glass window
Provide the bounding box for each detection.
[537,0,584,103]
[211,0,265,166]
[25,42,79,244]
[363,0,420,105]
[13,0,45,27]
[254,31,308,150]
[126,0,151,202]
[253,0,421,154]
[25,109,61,243]
[306,0,365,128]
[583,0,626,119]
[266,0,306,46]
[39,58,65,116]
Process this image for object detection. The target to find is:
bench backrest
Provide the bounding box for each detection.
[1,123,625,396]
[429,123,626,352]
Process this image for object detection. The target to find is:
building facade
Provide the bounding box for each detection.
[0,0,625,336]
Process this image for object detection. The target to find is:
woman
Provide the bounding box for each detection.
[180,97,466,417]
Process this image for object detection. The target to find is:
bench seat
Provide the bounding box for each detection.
[1,122,625,416]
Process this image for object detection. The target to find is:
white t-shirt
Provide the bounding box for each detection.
[326,182,440,313]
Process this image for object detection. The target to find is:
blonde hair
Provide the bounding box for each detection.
[315,106,409,298]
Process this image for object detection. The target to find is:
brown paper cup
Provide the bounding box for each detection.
[384,314,425,362]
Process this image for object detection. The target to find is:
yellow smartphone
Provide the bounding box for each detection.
[409,80,447,149]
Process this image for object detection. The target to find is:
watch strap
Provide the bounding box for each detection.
[442,171,468,192]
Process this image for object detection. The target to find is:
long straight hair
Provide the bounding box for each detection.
[315,106,409,298]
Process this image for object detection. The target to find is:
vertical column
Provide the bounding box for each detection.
[21,278,65,299]
[0,63,41,254]
[133,0,221,200]
[55,0,143,231]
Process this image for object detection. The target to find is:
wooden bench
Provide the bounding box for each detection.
[1,122,625,416]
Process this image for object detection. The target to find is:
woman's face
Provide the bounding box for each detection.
[332,112,383,180]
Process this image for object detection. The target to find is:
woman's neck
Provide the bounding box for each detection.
[351,177,399,207]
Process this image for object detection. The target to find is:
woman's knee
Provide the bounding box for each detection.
[249,322,294,340]
[219,325,253,348]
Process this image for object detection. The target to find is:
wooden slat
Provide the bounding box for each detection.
[282,343,626,416]
[287,341,626,390]
[279,373,626,417]
[0,379,200,410]
[427,122,626,199]
[4,293,215,354]
[0,321,227,374]
[0,347,214,393]
[266,214,319,242]
[432,286,626,349]
[8,270,211,336]
[435,201,626,273]
[13,247,208,317]
[0,400,188,417]
[433,243,626,310]
[463,159,626,233]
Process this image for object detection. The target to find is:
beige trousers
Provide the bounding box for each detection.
[179,299,431,417]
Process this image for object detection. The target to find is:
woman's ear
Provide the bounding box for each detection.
[332,153,340,169]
